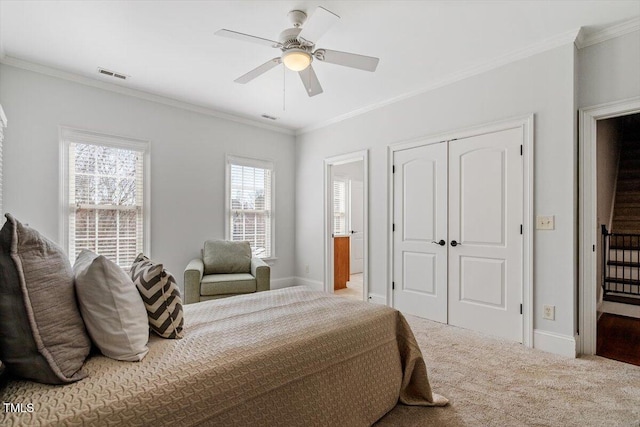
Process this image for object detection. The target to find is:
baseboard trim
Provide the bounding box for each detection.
[367,293,387,305]
[533,329,576,357]
[270,277,296,290]
[293,277,324,291]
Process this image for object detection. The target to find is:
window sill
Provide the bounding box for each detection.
[259,257,278,266]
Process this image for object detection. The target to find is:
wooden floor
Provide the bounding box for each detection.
[597,313,640,366]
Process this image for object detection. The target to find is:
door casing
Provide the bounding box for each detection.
[579,97,640,355]
[387,115,534,347]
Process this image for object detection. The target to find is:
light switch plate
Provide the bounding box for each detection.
[536,215,555,230]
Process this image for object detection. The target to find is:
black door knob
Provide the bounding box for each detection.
[450,240,458,247]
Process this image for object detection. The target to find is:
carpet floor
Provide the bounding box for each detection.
[335,273,364,300]
[376,314,640,426]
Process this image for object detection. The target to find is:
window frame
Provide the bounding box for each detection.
[332,176,350,237]
[59,126,150,264]
[225,154,275,260]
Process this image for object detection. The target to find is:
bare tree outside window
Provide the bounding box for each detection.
[69,142,144,268]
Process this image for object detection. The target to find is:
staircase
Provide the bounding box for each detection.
[611,141,640,234]
[604,137,640,306]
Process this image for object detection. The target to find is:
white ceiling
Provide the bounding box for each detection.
[0,1,639,132]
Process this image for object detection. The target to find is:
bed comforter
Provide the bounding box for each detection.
[1,287,446,426]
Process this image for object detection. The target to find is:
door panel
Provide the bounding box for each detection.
[459,256,505,307]
[403,160,436,241]
[460,149,505,245]
[350,180,364,274]
[448,128,523,342]
[393,142,447,322]
[403,252,436,294]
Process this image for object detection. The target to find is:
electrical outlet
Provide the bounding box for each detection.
[305,265,309,274]
[543,305,555,320]
[536,215,555,230]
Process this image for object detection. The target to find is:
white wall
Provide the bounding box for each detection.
[332,160,364,181]
[578,30,640,108]
[0,64,296,292]
[595,118,621,305]
[296,44,577,340]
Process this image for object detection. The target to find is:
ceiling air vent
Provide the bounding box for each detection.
[261,114,277,120]
[98,68,128,80]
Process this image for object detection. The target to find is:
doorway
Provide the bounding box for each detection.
[579,97,640,357]
[324,151,368,301]
[389,116,533,345]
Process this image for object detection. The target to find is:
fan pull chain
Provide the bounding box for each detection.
[283,65,286,111]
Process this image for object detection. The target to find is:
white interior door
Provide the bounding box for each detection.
[350,180,364,274]
[448,128,523,342]
[393,142,448,323]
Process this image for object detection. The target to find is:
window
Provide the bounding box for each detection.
[61,128,149,269]
[227,156,273,258]
[333,179,347,235]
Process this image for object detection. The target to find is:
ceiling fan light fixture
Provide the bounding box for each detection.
[282,49,311,71]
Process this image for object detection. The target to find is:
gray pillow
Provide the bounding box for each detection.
[0,213,91,384]
[74,250,149,362]
[203,240,251,274]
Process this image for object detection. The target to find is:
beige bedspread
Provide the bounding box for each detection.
[1,287,446,426]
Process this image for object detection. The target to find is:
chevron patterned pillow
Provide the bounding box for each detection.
[130,254,184,339]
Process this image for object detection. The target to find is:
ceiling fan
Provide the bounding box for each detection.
[215,6,380,97]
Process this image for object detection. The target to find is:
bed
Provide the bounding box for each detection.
[0,287,446,426]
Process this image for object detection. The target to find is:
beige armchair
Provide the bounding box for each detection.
[184,240,270,304]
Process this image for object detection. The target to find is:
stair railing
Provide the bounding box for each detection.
[602,225,640,301]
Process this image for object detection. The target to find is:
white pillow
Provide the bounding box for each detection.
[73,250,149,361]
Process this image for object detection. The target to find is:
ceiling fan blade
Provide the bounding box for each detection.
[298,6,340,44]
[315,49,379,72]
[298,65,323,97]
[235,58,281,84]
[215,29,281,48]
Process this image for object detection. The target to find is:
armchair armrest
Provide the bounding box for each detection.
[184,258,204,304]
[251,258,270,292]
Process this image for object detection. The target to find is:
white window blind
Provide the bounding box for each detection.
[228,156,273,258]
[67,142,145,269]
[333,179,347,235]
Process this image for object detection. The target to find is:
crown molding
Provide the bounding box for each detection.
[0,2,5,61]
[297,28,581,135]
[0,56,295,136]
[575,17,640,49]
[2,15,637,139]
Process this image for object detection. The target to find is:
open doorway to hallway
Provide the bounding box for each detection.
[324,150,368,302]
[332,160,364,301]
[594,112,640,366]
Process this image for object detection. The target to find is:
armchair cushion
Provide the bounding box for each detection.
[200,273,256,296]
[203,240,251,275]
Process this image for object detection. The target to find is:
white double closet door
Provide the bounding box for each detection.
[393,128,523,342]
